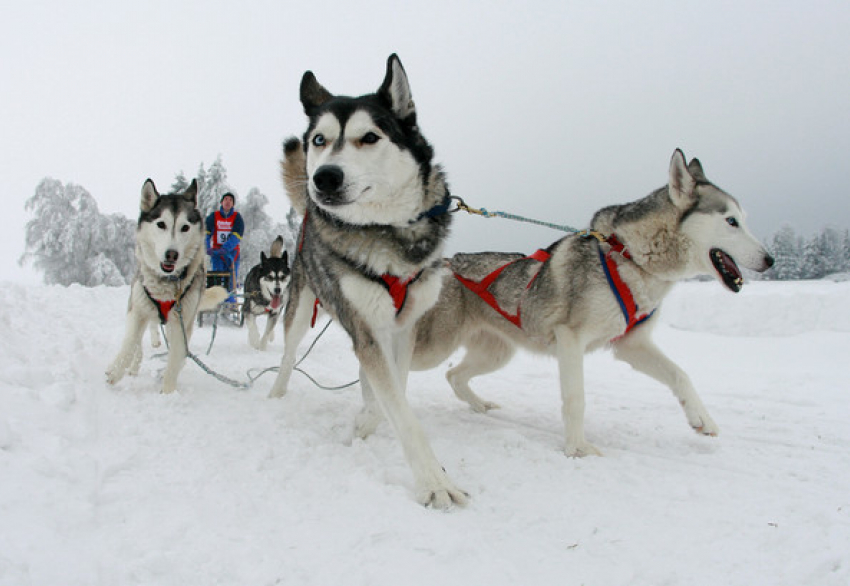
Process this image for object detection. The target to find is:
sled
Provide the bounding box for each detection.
[197,271,244,328]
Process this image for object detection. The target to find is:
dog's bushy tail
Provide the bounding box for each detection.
[269,235,284,258]
[281,137,308,216]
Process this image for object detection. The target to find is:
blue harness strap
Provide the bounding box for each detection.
[597,239,655,338]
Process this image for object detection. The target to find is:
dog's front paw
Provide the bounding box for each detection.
[105,367,124,385]
[416,482,469,510]
[268,384,288,399]
[354,408,382,439]
[564,441,603,458]
[690,413,720,437]
[105,357,126,385]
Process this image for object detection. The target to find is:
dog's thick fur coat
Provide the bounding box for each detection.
[106,179,226,393]
[242,236,290,350]
[388,150,773,457]
[270,55,465,508]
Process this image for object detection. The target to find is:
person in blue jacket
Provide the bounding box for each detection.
[205,192,244,301]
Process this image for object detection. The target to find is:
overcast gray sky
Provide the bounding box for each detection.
[3,0,849,280]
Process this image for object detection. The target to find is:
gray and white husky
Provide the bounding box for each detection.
[270,54,465,508]
[374,149,771,458]
[242,236,290,350]
[106,179,227,393]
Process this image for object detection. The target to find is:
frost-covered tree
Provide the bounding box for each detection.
[197,155,232,217]
[800,233,829,280]
[820,227,846,276]
[842,230,850,273]
[766,225,803,281]
[170,171,190,194]
[20,178,135,286]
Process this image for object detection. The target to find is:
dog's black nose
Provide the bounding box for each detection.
[765,253,775,268]
[313,165,345,196]
[165,249,179,263]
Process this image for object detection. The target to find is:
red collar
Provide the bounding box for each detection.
[453,249,551,328]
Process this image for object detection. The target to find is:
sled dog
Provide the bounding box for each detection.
[242,236,290,350]
[269,54,465,508]
[106,179,227,393]
[385,149,773,457]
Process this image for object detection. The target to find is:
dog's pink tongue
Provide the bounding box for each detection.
[271,295,282,309]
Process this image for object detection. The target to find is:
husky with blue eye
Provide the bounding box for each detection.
[269,54,466,509]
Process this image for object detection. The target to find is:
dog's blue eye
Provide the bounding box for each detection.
[312,134,326,147]
[726,217,739,228]
[156,221,167,230]
[361,132,380,145]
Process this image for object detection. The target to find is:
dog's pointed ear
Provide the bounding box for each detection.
[183,179,198,206]
[261,251,268,264]
[281,250,289,267]
[141,179,159,212]
[668,149,697,209]
[378,53,416,121]
[687,158,707,182]
[300,71,333,115]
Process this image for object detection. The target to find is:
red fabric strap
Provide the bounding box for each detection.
[380,273,418,313]
[310,297,321,327]
[453,249,551,329]
[157,300,177,323]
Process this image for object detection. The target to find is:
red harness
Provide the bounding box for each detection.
[143,272,195,325]
[597,234,654,338]
[299,210,420,327]
[454,235,653,338]
[453,249,551,329]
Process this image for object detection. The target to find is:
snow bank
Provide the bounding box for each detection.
[662,280,850,336]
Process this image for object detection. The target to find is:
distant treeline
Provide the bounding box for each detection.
[19,162,850,286]
[761,225,850,280]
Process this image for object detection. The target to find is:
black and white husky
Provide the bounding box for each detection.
[269,54,465,508]
[106,179,227,393]
[242,236,290,350]
[397,150,774,457]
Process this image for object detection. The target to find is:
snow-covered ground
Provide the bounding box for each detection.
[1,280,848,586]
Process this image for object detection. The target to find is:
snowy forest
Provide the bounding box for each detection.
[18,160,850,286]
[19,156,301,287]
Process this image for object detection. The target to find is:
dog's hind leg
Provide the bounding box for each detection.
[148,322,162,348]
[360,329,468,509]
[554,325,603,457]
[613,329,719,436]
[354,367,382,439]
[446,331,513,413]
[269,285,314,398]
[355,327,419,438]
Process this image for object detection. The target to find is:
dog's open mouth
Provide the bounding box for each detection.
[270,294,282,309]
[160,262,176,274]
[710,248,743,293]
